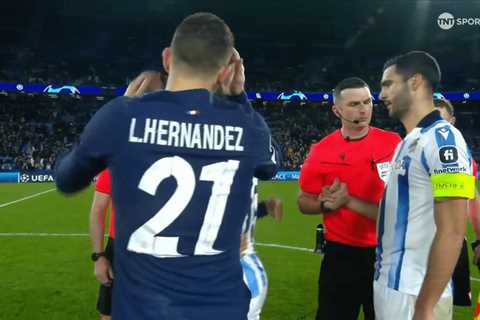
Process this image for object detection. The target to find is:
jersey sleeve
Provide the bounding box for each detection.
[55,97,128,193]
[424,125,475,199]
[299,144,325,194]
[251,111,278,180]
[95,169,111,195]
[225,92,249,105]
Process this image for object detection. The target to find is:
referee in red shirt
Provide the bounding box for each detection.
[89,71,164,320]
[297,77,401,320]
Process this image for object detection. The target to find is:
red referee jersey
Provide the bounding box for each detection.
[299,127,401,246]
[474,159,478,180]
[95,169,115,239]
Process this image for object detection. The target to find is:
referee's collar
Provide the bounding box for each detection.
[417,110,442,128]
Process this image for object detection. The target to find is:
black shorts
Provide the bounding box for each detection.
[316,241,375,320]
[96,237,114,316]
[452,238,471,306]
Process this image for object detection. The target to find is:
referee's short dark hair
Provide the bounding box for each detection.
[171,12,234,75]
[383,51,441,92]
[333,77,369,102]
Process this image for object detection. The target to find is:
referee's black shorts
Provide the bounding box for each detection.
[452,238,471,306]
[316,240,375,320]
[96,237,114,316]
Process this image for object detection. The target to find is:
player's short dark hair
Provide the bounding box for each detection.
[383,51,441,92]
[171,12,234,74]
[333,77,369,102]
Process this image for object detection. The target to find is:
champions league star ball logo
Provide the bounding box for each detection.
[43,85,80,95]
[20,174,30,183]
[277,91,308,101]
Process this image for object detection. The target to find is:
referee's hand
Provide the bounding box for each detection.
[94,257,114,286]
[321,179,350,211]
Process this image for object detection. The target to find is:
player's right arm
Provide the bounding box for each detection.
[55,98,128,193]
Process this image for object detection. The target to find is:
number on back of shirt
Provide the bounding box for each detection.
[127,156,239,258]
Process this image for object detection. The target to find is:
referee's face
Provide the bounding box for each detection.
[336,87,373,127]
[380,65,411,121]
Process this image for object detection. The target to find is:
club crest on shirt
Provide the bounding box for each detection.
[392,159,407,176]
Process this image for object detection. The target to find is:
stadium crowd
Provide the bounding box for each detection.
[1,44,479,92]
[0,93,479,172]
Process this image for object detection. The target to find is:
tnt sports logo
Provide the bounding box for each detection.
[437,12,480,30]
[20,174,30,183]
[438,12,455,30]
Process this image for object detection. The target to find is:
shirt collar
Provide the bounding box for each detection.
[416,110,442,128]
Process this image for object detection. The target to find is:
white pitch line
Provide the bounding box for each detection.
[256,242,313,252]
[1,232,479,283]
[0,188,56,208]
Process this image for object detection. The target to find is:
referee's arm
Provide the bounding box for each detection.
[297,191,326,215]
[344,196,378,220]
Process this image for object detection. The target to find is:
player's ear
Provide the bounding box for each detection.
[162,48,171,74]
[408,74,422,92]
[451,116,456,126]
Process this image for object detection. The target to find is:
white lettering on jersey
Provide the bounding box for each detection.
[128,118,245,152]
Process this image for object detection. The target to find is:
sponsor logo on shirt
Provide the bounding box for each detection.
[433,166,468,174]
[439,146,458,164]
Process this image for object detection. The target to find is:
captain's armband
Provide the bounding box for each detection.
[431,173,475,199]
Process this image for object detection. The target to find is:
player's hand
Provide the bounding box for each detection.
[221,48,245,96]
[412,305,434,320]
[94,257,114,286]
[265,197,283,222]
[240,233,248,256]
[124,71,163,97]
[323,182,350,211]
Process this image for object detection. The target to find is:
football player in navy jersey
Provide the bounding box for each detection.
[56,12,277,320]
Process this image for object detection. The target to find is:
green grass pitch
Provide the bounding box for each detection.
[0,181,478,319]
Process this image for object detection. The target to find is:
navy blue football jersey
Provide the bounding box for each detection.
[55,89,276,320]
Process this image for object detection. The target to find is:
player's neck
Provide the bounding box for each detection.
[401,100,435,134]
[341,125,369,140]
[166,73,216,92]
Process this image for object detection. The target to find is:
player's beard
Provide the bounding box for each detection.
[389,84,412,121]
